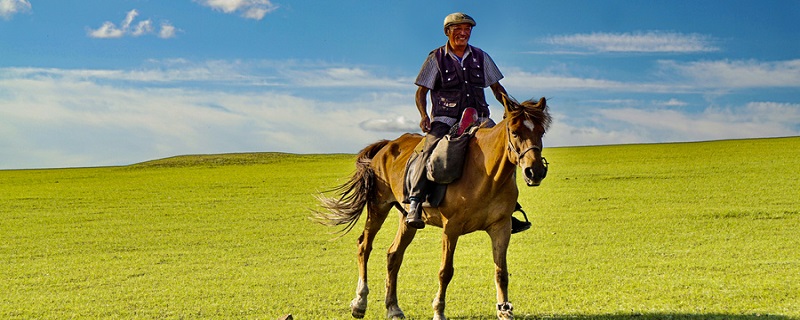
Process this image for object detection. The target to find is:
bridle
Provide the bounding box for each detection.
[506,125,546,167]
[502,93,549,175]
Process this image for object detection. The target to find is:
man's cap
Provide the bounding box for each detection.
[443,12,476,34]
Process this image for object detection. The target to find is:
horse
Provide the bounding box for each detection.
[314,95,551,320]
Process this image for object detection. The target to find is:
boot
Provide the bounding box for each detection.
[511,216,531,234]
[405,199,425,229]
[511,202,531,234]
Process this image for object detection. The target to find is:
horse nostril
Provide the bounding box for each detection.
[524,167,535,180]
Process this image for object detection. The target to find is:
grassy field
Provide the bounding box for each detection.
[1,137,798,319]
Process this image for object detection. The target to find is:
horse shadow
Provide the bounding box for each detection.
[445,313,795,320]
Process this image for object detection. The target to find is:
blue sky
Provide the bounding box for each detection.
[1,0,799,169]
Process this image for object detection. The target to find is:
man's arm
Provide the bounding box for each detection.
[415,85,431,133]
[489,82,508,105]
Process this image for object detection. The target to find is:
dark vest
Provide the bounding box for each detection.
[430,45,490,119]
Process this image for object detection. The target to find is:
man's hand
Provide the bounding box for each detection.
[415,86,431,133]
[419,114,431,133]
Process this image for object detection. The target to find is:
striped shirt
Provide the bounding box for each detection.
[414,44,504,90]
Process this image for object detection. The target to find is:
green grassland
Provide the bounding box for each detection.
[1,137,798,319]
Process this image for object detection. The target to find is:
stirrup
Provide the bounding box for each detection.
[405,201,425,229]
[511,204,531,234]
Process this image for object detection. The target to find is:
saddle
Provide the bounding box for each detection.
[403,108,480,208]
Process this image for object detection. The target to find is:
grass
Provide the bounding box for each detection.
[1,138,798,319]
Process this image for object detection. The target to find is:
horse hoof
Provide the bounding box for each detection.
[387,306,405,319]
[350,299,366,318]
[497,301,514,320]
[497,311,514,320]
[351,308,366,319]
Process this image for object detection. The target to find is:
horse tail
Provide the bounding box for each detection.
[313,139,390,234]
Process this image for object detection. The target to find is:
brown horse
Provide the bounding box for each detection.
[315,96,550,320]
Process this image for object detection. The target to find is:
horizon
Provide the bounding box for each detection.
[2,1,799,169]
[4,135,797,171]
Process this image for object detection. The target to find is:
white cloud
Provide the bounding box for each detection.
[2,58,798,169]
[88,9,179,39]
[545,120,645,147]
[501,68,687,93]
[122,9,138,29]
[0,64,417,169]
[196,0,278,20]
[659,98,688,107]
[660,59,800,88]
[540,100,800,148]
[593,103,800,143]
[159,22,177,39]
[0,0,31,20]
[285,67,409,89]
[89,21,125,39]
[360,116,419,132]
[502,58,800,95]
[131,20,154,37]
[2,60,410,90]
[543,31,719,53]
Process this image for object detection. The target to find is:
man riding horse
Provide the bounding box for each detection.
[407,12,531,233]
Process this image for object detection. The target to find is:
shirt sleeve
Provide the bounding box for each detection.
[482,51,504,86]
[414,53,439,89]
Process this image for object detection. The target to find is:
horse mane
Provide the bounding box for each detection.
[505,96,552,132]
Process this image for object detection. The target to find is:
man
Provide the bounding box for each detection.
[405,12,531,233]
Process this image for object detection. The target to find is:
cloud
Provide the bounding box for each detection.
[539,100,800,149]
[284,67,409,89]
[0,0,31,20]
[0,63,418,169]
[131,20,154,37]
[159,22,177,39]
[88,9,179,39]
[659,98,688,107]
[2,58,798,169]
[195,0,279,20]
[2,60,410,91]
[502,58,800,95]
[501,68,688,94]
[660,59,800,88]
[543,31,719,53]
[360,116,419,132]
[593,102,800,143]
[89,22,125,38]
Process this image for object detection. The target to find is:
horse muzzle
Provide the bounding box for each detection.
[522,157,548,187]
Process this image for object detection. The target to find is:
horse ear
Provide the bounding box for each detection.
[535,97,547,111]
[501,93,518,114]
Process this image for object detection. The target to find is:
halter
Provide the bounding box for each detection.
[501,93,549,173]
[506,125,542,165]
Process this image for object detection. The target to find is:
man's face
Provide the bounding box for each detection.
[447,23,472,48]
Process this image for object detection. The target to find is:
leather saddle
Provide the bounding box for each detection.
[403,108,479,207]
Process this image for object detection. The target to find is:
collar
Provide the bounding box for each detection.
[445,43,472,63]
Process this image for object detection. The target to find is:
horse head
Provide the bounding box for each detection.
[503,95,551,186]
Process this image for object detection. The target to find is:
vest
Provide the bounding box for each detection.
[430,45,490,119]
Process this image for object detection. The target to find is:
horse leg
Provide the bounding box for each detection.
[385,211,417,320]
[432,228,460,320]
[351,202,390,318]
[488,223,513,320]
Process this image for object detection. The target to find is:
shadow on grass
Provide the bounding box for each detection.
[446,313,795,320]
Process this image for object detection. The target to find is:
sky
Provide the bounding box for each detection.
[1,0,799,169]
